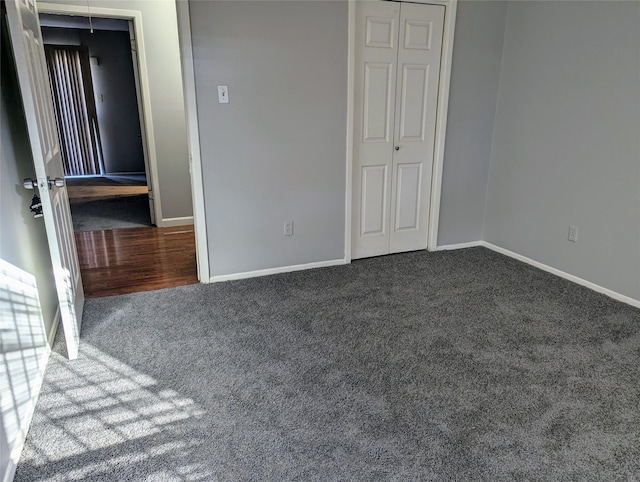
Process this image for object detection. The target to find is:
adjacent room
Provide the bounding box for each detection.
[40,13,153,232]
[1,0,639,480]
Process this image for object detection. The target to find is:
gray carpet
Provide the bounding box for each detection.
[15,248,640,481]
[70,194,152,232]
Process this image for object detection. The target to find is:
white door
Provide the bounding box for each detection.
[352,1,444,259]
[352,0,399,259]
[5,0,85,359]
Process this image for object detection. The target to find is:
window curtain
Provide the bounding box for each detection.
[44,45,103,177]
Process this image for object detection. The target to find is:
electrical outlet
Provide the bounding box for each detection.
[568,225,578,242]
[284,221,293,237]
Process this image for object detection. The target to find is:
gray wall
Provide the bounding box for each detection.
[41,26,146,175]
[82,29,145,174]
[484,1,640,300]
[1,23,59,479]
[38,25,80,44]
[190,1,348,276]
[437,0,507,245]
[39,0,193,222]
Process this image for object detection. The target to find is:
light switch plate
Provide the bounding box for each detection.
[217,85,229,104]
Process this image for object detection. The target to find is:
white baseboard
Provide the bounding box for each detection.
[47,306,61,348]
[435,241,483,251]
[210,258,348,283]
[204,239,638,308]
[482,242,640,309]
[159,216,194,228]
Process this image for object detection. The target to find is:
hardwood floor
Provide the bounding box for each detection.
[67,185,149,201]
[76,226,198,298]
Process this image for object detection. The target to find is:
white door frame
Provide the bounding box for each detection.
[346,0,457,260]
[37,2,165,227]
[175,0,209,282]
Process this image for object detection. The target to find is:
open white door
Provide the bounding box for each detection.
[5,0,84,359]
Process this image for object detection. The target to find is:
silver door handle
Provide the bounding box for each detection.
[23,178,37,189]
[48,177,65,188]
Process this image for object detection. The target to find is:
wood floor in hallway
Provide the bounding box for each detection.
[75,225,198,298]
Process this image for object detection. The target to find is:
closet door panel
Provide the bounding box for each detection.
[399,64,429,141]
[394,162,422,232]
[363,62,394,143]
[352,1,400,259]
[361,165,388,236]
[389,2,444,254]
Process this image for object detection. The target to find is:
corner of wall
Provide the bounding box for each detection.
[480,0,510,244]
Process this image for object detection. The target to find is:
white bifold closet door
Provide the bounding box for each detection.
[352,1,444,259]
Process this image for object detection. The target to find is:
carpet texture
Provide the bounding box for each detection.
[70,194,152,232]
[14,248,640,481]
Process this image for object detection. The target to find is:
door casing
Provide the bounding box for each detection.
[175,0,209,282]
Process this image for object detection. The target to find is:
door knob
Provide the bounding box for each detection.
[48,177,65,188]
[23,178,37,189]
[394,146,400,151]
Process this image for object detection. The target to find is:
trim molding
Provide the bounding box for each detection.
[160,216,194,228]
[426,0,458,251]
[47,306,61,347]
[435,241,483,251]
[175,0,210,283]
[210,259,347,283]
[482,242,640,309]
[344,0,355,263]
[434,240,640,308]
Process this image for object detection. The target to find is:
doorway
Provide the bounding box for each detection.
[39,13,154,232]
[37,10,198,298]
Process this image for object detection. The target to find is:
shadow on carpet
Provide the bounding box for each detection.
[70,194,152,231]
[14,248,640,481]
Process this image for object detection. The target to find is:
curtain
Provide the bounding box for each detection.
[45,45,103,177]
